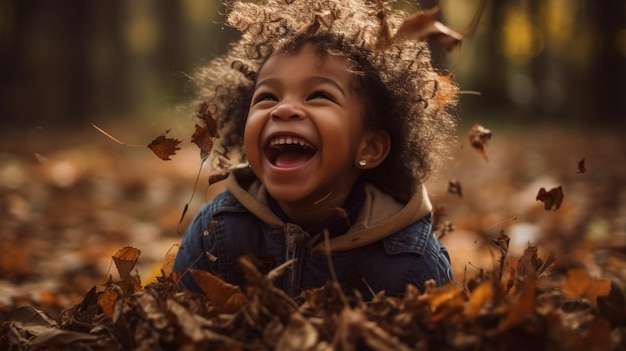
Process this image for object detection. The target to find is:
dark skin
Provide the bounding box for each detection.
[244,44,390,226]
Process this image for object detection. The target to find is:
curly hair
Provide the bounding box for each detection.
[193,0,458,202]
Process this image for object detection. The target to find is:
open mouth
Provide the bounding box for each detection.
[265,135,317,168]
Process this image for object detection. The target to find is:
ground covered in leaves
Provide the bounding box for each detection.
[1,123,626,350]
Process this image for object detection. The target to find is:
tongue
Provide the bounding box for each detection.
[274,152,311,168]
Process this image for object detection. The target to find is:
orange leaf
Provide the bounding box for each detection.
[98,288,120,321]
[190,269,246,314]
[468,123,492,161]
[536,186,564,211]
[191,102,219,159]
[147,129,181,161]
[562,268,611,305]
[465,281,493,318]
[112,246,141,280]
[498,272,536,332]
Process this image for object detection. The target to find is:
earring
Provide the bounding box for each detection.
[358,159,367,167]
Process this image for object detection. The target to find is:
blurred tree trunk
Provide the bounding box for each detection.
[587,0,626,126]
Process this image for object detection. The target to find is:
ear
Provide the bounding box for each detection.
[355,130,390,169]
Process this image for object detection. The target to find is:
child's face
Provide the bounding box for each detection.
[244,43,367,205]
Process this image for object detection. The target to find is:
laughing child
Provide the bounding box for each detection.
[173,0,459,299]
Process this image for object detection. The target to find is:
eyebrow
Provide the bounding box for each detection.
[255,76,346,96]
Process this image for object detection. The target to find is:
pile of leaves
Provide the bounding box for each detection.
[2,239,626,350]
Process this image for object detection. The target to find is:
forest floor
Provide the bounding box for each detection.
[1,122,625,349]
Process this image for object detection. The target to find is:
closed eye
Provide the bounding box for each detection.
[307,91,335,102]
[252,92,277,105]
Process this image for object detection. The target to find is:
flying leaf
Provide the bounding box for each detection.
[577,157,586,174]
[468,123,492,161]
[192,103,219,159]
[536,186,564,211]
[562,268,611,306]
[147,130,181,161]
[385,7,463,52]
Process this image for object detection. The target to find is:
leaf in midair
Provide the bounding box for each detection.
[147,130,182,161]
[468,123,492,161]
[192,102,219,160]
[377,7,463,52]
[536,186,564,211]
[577,157,586,174]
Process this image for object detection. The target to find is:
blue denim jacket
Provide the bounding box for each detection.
[174,171,453,299]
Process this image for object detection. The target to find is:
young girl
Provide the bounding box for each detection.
[174,0,458,299]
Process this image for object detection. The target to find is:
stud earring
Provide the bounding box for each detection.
[358,159,367,167]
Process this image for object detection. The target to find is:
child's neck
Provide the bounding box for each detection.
[276,188,350,228]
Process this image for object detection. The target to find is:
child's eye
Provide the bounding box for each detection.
[307,91,334,101]
[252,93,277,104]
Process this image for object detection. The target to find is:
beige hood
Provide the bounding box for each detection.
[224,168,432,252]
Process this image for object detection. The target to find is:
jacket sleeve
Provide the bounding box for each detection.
[173,201,219,294]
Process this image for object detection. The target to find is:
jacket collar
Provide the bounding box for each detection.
[224,167,432,251]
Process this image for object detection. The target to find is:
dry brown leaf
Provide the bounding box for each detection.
[192,102,219,159]
[98,287,120,321]
[112,246,141,280]
[468,123,492,161]
[391,7,463,52]
[498,272,536,332]
[465,281,493,318]
[536,186,564,211]
[562,269,611,305]
[190,269,246,314]
[147,129,182,161]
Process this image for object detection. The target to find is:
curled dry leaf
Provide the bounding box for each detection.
[536,186,564,211]
[468,123,492,161]
[376,6,463,52]
[192,102,219,160]
[112,246,141,280]
[190,269,246,314]
[147,129,182,161]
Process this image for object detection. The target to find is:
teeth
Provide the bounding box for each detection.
[269,136,314,149]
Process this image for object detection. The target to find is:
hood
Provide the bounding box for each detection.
[225,167,432,251]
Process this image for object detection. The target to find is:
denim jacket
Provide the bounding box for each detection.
[173,168,453,299]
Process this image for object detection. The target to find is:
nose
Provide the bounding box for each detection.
[270,101,303,121]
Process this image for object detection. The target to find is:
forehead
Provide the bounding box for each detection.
[257,43,354,82]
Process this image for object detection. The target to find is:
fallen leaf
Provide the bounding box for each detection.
[98,287,120,321]
[468,123,492,161]
[498,272,536,332]
[190,269,246,314]
[536,186,564,211]
[112,246,141,280]
[147,129,181,161]
[562,268,611,305]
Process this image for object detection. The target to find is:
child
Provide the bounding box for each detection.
[174,0,458,300]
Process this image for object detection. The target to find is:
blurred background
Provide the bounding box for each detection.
[1,0,625,131]
[0,0,625,317]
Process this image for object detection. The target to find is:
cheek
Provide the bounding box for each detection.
[243,116,263,164]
